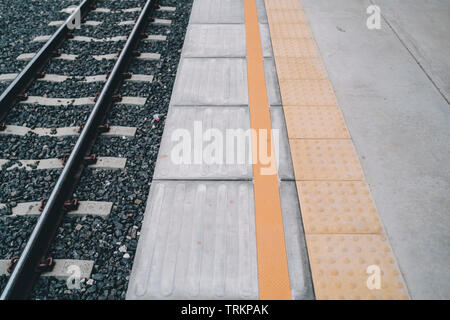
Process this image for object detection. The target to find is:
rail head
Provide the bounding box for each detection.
[0,0,97,123]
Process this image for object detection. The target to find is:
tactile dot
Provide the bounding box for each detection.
[272,38,319,58]
[279,80,337,106]
[268,23,313,39]
[267,9,307,24]
[284,106,350,138]
[276,58,327,80]
[297,181,383,234]
[290,139,364,180]
[265,0,303,10]
[306,234,408,300]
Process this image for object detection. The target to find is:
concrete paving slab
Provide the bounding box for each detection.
[375,0,450,103]
[189,0,244,24]
[183,24,246,58]
[279,181,314,299]
[126,180,259,300]
[170,58,248,106]
[154,106,252,180]
[301,0,450,299]
[264,58,282,106]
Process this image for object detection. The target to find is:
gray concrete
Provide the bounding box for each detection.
[170,58,248,106]
[126,181,259,299]
[154,106,253,180]
[375,0,450,103]
[279,182,315,299]
[183,24,246,57]
[264,58,282,106]
[128,0,313,300]
[301,0,450,299]
[189,0,244,24]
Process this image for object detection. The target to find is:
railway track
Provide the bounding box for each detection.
[0,0,190,299]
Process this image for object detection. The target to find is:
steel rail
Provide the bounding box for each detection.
[0,0,96,124]
[0,0,158,299]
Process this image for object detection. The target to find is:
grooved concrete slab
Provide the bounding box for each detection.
[171,58,248,106]
[183,24,246,57]
[127,181,258,300]
[154,106,252,180]
[189,0,244,24]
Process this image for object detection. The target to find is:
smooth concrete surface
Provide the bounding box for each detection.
[375,0,450,103]
[301,0,450,299]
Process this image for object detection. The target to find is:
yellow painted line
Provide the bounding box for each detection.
[266,0,409,299]
[244,0,292,300]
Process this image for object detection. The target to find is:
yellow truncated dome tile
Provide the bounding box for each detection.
[272,38,319,58]
[267,9,308,24]
[290,139,364,181]
[265,0,303,10]
[284,106,349,138]
[297,181,383,234]
[269,23,313,39]
[276,58,327,80]
[305,234,409,300]
[279,80,337,106]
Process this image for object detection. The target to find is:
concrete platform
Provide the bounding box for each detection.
[301,0,450,299]
[127,0,313,300]
[128,0,450,300]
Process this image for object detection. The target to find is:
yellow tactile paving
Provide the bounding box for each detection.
[272,38,319,58]
[290,139,364,181]
[266,0,409,299]
[297,181,383,234]
[265,0,303,10]
[269,23,313,39]
[267,9,308,24]
[279,80,337,106]
[276,58,327,80]
[284,106,349,138]
[306,235,409,300]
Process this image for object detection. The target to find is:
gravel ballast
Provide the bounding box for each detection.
[0,0,193,300]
